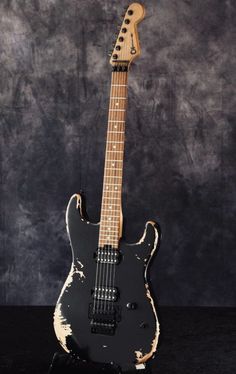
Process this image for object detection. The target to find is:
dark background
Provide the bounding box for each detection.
[0,0,235,307]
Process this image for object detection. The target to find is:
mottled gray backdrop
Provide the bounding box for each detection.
[0,0,235,306]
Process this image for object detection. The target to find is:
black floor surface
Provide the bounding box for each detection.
[0,307,235,373]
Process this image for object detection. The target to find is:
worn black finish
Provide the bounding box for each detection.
[54,194,160,371]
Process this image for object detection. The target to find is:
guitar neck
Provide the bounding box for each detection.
[99,66,129,249]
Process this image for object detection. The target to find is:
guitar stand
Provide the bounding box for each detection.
[48,352,152,374]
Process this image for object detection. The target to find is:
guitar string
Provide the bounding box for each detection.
[102,70,119,313]
[105,69,125,312]
[92,70,116,315]
[110,69,127,314]
[110,70,124,313]
[95,70,121,314]
[104,69,120,313]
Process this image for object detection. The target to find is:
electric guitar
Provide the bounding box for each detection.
[54,3,161,371]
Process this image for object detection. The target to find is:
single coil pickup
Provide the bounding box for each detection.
[94,246,121,264]
[92,287,119,302]
[90,320,115,335]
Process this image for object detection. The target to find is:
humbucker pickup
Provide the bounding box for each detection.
[95,247,120,264]
[93,287,118,302]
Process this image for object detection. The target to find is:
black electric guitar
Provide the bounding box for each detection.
[54,3,161,371]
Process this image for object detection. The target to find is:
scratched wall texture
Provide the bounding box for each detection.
[0,0,235,306]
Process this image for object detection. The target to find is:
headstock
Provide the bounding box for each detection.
[109,3,145,69]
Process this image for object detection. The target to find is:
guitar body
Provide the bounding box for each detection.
[53,4,162,370]
[54,194,160,371]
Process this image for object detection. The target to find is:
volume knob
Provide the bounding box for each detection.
[126,302,137,310]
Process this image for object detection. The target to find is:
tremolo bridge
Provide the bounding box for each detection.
[89,304,121,336]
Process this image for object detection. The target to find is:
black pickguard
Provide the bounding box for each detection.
[54,194,160,371]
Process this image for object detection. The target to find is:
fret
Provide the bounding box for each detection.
[108,120,125,123]
[99,231,119,234]
[108,128,124,133]
[104,177,122,180]
[108,131,124,134]
[100,222,119,228]
[105,166,122,169]
[100,226,119,230]
[110,97,126,99]
[105,168,123,171]
[100,229,119,233]
[100,232,119,236]
[106,159,123,162]
[99,237,118,241]
[111,84,127,87]
[99,232,119,235]
[102,201,120,206]
[99,234,118,238]
[99,236,118,240]
[102,193,121,196]
[107,141,123,144]
[99,238,118,241]
[109,109,126,112]
[100,222,120,226]
[101,206,120,210]
[104,190,120,199]
[104,196,121,200]
[101,212,120,216]
[101,211,120,215]
[101,216,120,220]
[106,150,123,153]
[100,220,120,224]
[100,228,119,232]
[103,183,119,187]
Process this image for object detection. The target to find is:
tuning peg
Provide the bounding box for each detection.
[108,50,113,57]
